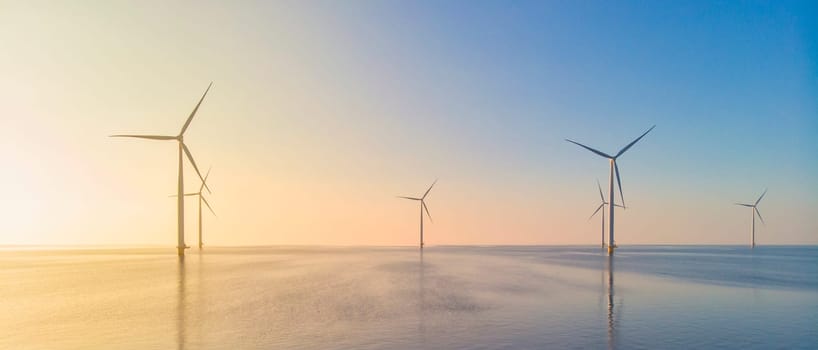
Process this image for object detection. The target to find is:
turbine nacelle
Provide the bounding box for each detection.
[734,188,767,225]
[567,125,655,208]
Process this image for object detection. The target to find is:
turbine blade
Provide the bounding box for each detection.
[734,203,754,207]
[397,196,421,200]
[109,134,176,140]
[179,82,212,136]
[755,208,765,225]
[182,143,207,191]
[200,167,212,193]
[755,188,767,206]
[422,179,438,200]
[614,162,625,207]
[565,139,613,159]
[589,203,604,221]
[596,179,605,202]
[615,125,656,158]
[202,195,216,217]
[422,201,432,223]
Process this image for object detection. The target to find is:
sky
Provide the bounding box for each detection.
[1,0,816,246]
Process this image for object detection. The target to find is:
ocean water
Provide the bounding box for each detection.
[1,245,816,349]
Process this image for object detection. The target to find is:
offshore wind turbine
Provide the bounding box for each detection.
[173,168,216,250]
[111,82,213,257]
[589,179,624,249]
[734,189,767,248]
[567,125,655,255]
[398,180,436,249]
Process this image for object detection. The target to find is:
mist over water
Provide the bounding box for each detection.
[1,246,815,349]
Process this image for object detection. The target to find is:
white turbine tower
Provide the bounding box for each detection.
[398,180,436,249]
[567,125,655,255]
[173,168,216,250]
[734,189,767,248]
[589,179,625,249]
[111,83,213,257]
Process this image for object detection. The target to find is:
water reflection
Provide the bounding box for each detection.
[606,255,616,350]
[177,260,186,350]
[417,250,426,347]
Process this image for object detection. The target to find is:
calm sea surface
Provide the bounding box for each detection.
[1,246,816,349]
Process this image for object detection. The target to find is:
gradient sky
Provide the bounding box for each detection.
[1,1,816,246]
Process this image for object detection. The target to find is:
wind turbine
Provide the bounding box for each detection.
[589,179,625,249]
[398,180,436,249]
[734,189,767,248]
[172,168,216,250]
[567,125,655,255]
[111,82,213,257]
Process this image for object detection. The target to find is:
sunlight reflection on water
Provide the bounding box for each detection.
[0,246,816,349]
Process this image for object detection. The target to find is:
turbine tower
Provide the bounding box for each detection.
[567,125,655,255]
[398,180,436,249]
[734,189,767,248]
[173,168,216,250]
[589,179,624,249]
[111,82,213,257]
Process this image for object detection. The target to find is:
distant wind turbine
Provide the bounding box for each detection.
[734,189,767,248]
[172,167,216,250]
[589,179,625,249]
[398,180,436,249]
[567,125,655,255]
[111,82,213,257]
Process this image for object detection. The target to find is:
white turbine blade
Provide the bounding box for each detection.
[422,179,438,200]
[179,82,212,136]
[182,143,207,191]
[755,208,765,225]
[755,188,767,206]
[202,195,216,217]
[615,125,655,158]
[614,162,625,207]
[565,139,613,159]
[596,179,605,202]
[398,196,421,201]
[734,203,754,207]
[422,201,432,223]
[589,203,604,221]
[109,134,176,140]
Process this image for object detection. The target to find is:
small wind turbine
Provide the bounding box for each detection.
[111,82,213,257]
[734,189,767,248]
[172,168,216,250]
[567,125,655,255]
[398,180,436,249]
[589,179,624,249]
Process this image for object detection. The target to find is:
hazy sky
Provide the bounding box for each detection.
[1,1,816,246]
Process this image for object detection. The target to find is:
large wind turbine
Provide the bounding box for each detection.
[589,179,624,249]
[567,125,655,255]
[398,180,436,249]
[173,168,216,250]
[734,189,767,248]
[111,82,213,257]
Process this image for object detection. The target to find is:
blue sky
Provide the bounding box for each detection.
[1,0,815,245]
